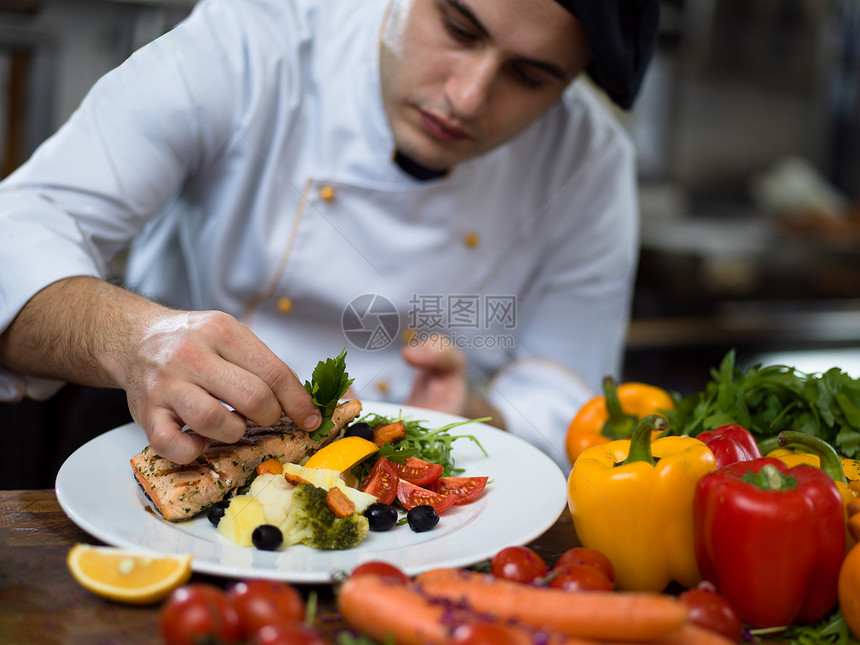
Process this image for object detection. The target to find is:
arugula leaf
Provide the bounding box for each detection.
[304,346,354,442]
[348,412,489,481]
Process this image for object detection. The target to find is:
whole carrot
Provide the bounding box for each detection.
[337,575,524,645]
[337,575,604,645]
[414,568,689,642]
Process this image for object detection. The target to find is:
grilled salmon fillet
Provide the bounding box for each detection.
[130,399,363,521]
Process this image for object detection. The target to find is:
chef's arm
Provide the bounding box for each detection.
[0,276,321,463]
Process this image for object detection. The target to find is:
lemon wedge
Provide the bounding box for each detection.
[67,544,192,604]
[303,436,379,472]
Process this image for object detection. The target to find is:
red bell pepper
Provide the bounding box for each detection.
[696,424,761,467]
[693,457,845,628]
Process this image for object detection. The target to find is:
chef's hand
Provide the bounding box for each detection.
[118,309,321,464]
[0,277,320,465]
[402,333,506,429]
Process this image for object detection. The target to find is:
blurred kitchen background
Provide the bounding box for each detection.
[1,0,859,487]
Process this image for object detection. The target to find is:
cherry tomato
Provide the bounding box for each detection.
[451,621,524,645]
[227,579,305,638]
[396,479,457,513]
[159,583,241,645]
[678,584,744,644]
[490,546,548,583]
[547,564,614,592]
[427,476,488,505]
[251,621,329,645]
[350,561,411,585]
[359,457,399,505]
[391,457,444,486]
[555,547,616,585]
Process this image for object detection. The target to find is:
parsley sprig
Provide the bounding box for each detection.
[304,346,354,442]
[667,349,860,457]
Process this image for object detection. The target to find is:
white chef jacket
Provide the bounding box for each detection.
[0,0,639,471]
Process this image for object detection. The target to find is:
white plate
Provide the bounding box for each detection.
[56,402,567,583]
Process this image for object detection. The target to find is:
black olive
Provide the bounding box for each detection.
[406,505,439,533]
[364,503,399,531]
[206,500,231,527]
[344,422,375,442]
[252,524,284,551]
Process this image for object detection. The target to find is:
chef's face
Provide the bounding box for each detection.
[379,0,592,171]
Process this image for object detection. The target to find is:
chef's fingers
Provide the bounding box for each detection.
[183,349,287,429]
[128,309,319,437]
[142,404,212,465]
[208,315,321,432]
[401,333,466,373]
[196,357,323,432]
[145,379,249,443]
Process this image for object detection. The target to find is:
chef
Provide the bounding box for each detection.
[0,0,659,470]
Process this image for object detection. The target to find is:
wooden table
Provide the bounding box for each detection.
[0,489,579,645]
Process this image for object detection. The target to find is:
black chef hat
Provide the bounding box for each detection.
[555,0,660,109]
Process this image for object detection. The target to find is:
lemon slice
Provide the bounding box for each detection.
[67,544,192,604]
[303,436,379,472]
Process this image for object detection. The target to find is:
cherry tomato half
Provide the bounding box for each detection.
[555,547,616,585]
[159,583,241,645]
[678,584,744,644]
[396,479,457,513]
[451,621,523,645]
[359,457,399,505]
[490,546,548,584]
[227,579,305,638]
[350,561,411,585]
[547,564,614,592]
[428,476,488,505]
[251,621,329,645]
[391,457,444,486]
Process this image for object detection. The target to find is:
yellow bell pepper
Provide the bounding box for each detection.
[565,377,675,464]
[760,436,860,482]
[567,415,717,593]
[766,431,857,551]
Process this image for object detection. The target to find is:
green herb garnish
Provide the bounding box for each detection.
[667,349,860,457]
[349,412,489,481]
[749,607,860,644]
[304,346,354,442]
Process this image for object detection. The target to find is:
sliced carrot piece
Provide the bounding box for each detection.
[373,421,406,446]
[284,472,313,486]
[326,487,356,518]
[255,458,283,476]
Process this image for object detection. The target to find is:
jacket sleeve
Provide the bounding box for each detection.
[484,111,639,473]
[0,0,238,400]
